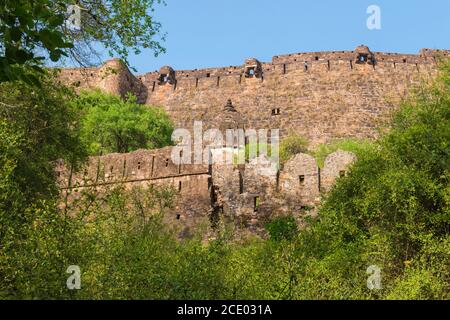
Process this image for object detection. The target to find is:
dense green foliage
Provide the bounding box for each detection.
[0,0,165,83]
[265,215,299,242]
[0,72,85,230]
[0,62,448,300]
[74,90,173,154]
[0,72,86,297]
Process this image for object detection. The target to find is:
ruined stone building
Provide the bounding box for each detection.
[56,46,449,234]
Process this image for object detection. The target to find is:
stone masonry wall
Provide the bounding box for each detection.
[56,147,212,233]
[56,46,449,233]
[58,47,449,146]
[58,148,357,234]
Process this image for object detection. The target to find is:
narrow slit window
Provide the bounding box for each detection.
[253,196,260,212]
[178,181,182,192]
[299,175,305,184]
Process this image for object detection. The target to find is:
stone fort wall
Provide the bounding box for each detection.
[57,146,357,235]
[56,46,449,235]
[57,46,449,145]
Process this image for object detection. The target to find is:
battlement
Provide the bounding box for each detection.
[60,46,449,93]
[56,147,209,190]
[133,47,448,86]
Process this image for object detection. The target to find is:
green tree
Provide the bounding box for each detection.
[265,215,299,242]
[0,0,166,83]
[75,90,173,154]
[0,73,87,297]
[0,72,85,209]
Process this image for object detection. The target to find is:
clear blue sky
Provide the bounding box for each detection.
[123,0,450,74]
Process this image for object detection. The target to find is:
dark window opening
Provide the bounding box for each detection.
[176,214,180,220]
[178,181,182,192]
[159,74,169,83]
[165,159,169,167]
[271,108,281,115]
[110,166,114,173]
[253,196,260,212]
[283,64,286,74]
[137,162,141,170]
[299,175,305,184]
[206,73,210,78]
[403,58,407,63]
[339,170,346,177]
[315,56,319,61]
[304,62,308,71]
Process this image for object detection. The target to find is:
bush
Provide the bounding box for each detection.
[265,216,299,241]
[74,90,173,155]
